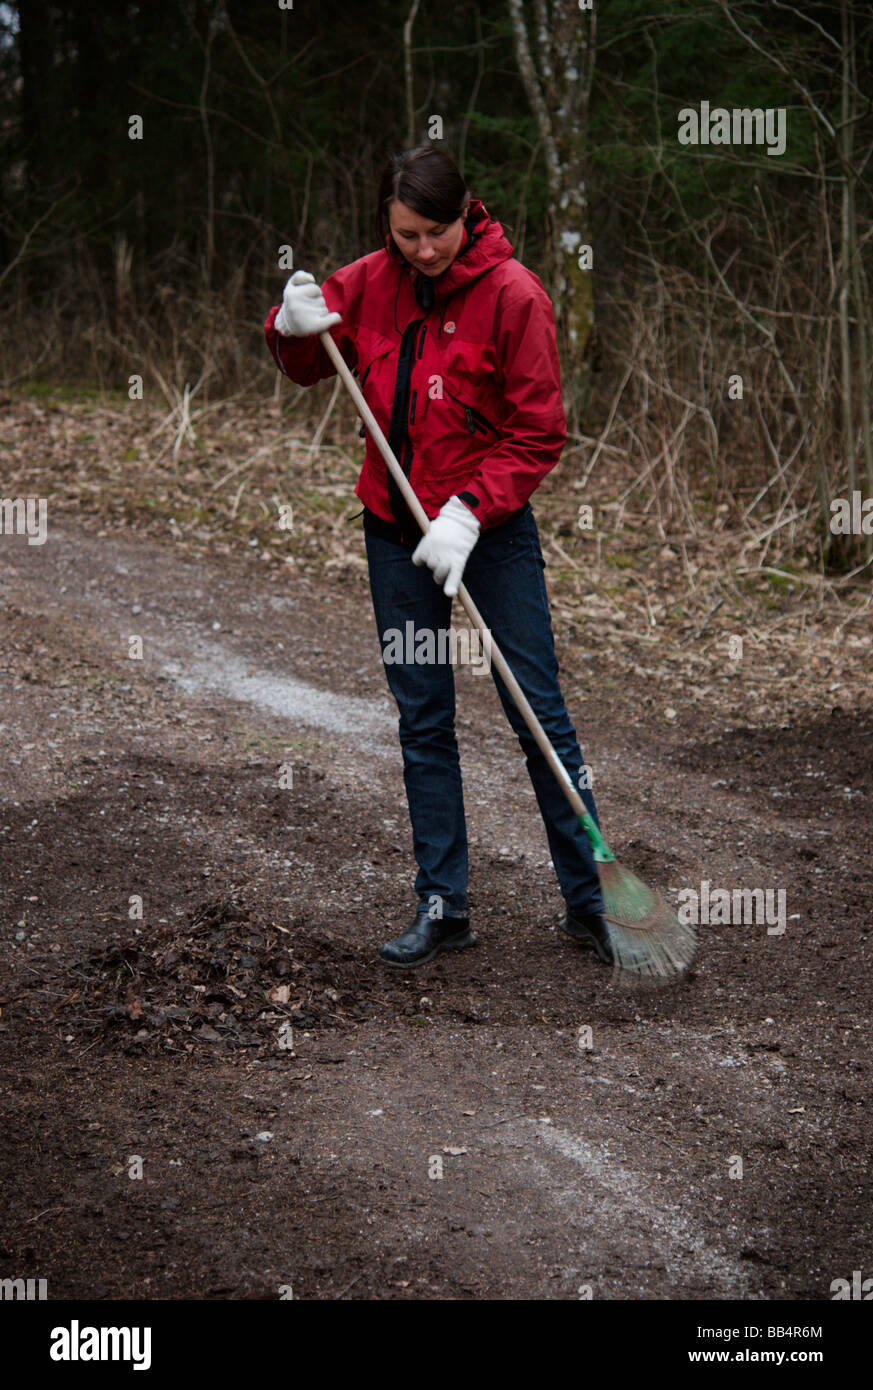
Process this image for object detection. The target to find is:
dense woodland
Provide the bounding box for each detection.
[2,1,873,570]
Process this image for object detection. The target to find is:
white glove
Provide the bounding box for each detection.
[274,269,341,337]
[412,495,481,597]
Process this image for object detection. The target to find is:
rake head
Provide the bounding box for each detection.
[597,857,697,981]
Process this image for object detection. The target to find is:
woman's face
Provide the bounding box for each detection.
[388,199,468,276]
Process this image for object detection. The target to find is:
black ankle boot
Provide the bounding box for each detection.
[559,907,614,963]
[379,908,476,967]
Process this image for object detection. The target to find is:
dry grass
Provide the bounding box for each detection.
[2,368,870,729]
[2,217,869,731]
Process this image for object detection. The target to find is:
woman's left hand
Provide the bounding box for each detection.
[412,495,481,597]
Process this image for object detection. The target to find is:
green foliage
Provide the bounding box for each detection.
[589,0,822,228]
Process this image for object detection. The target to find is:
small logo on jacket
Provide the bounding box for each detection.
[444,321,456,333]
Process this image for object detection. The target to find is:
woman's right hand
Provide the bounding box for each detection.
[274,270,341,337]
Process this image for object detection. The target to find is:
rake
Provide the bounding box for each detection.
[318,329,696,980]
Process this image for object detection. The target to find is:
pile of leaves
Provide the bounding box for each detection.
[63,892,374,1054]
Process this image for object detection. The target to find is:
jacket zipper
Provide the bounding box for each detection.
[384,317,426,530]
[445,388,500,437]
[357,363,372,437]
[410,389,417,426]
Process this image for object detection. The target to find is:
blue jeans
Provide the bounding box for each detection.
[364,504,605,920]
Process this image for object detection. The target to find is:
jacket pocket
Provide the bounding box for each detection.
[444,387,501,438]
[355,339,398,438]
[356,363,372,437]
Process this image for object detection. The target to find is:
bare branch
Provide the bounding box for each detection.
[404,0,422,147]
[0,179,81,292]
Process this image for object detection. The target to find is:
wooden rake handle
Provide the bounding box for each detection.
[318,329,588,822]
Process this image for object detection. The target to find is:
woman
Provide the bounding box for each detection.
[265,146,611,968]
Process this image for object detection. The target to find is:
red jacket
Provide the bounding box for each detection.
[264,199,566,531]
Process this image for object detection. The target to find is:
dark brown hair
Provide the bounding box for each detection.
[376,147,471,244]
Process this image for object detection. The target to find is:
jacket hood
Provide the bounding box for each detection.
[384,198,514,304]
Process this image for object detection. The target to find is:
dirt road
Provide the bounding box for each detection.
[1,516,871,1299]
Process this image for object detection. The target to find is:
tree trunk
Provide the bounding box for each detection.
[17,0,56,196]
[837,0,856,508]
[507,0,596,428]
[843,3,873,559]
[404,0,422,147]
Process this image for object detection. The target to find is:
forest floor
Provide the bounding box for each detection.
[0,383,871,1299]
